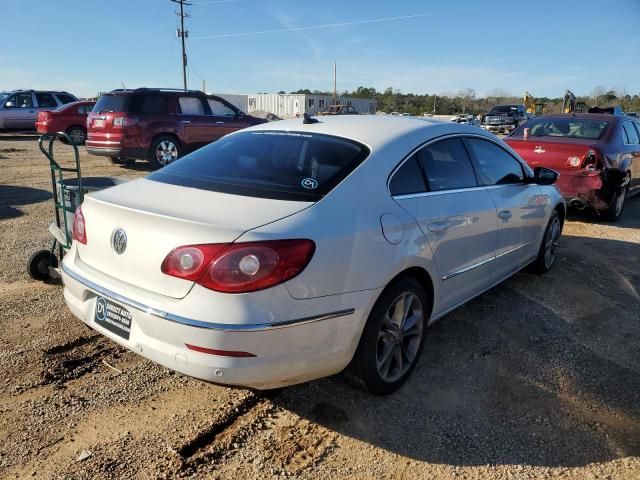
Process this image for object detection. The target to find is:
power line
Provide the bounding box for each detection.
[170,0,192,90]
[192,0,241,4]
[191,8,485,40]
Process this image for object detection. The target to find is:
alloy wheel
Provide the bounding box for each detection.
[155,140,178,166]
[544,216,561,269]
[68,128,85,145]
[376,292,424,383]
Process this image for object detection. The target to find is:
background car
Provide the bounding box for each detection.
[61,116,564,395]
[506,113,639,220]
[481,104,528,133]
[317,104,358,115]
[0,90,78,130]
[35,100,95,144]
[85,88,269,169]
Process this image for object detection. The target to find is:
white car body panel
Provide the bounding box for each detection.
[61,115,564,389]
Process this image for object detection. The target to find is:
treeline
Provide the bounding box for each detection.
[288,86,640,115]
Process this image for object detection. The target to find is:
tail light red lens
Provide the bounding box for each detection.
[113,116,138,127]
[72,206,87,244]
[161,240,315,293]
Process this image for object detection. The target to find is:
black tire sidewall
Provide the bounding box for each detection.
[149,136,180,170]
[529,211,561,274]
[27,250,58,281]
[67,126,86,145]
[352,277,430,395]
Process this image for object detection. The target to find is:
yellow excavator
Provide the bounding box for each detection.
[523,91,547,116]
[562,89,587,113]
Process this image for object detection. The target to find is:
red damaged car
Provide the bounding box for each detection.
[505,114,640,221]
[36,100,95,145]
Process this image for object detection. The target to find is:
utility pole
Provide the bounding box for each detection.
[333,62,337,106]
[171,0,191,90]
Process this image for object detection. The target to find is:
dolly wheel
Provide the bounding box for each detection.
[27,250,59,281]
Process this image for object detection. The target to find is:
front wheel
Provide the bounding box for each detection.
[149,136,180,169]
[528,211,562,274]
[349,277,429,395]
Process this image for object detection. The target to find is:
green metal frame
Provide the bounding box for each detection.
[38,132,82,259]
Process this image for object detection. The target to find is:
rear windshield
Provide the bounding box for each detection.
[514,118,610,140]
[94,94,129,113]
[148,131,370,201]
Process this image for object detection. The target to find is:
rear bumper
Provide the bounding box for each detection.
[60,253,377,389]
[555,170,609,210]
[86,142,145,159]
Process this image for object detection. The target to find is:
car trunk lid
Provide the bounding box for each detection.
[76,178,312,298]
[506,137,598,169]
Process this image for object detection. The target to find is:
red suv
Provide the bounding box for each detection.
[86,88,268,169]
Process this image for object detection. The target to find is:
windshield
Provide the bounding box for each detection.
[93,93,129,113]
[490,105,517,113]
[513,118,610,140]
[0,92,8,101]
[148,130,370,201]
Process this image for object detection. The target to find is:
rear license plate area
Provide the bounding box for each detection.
[94,296,132,340]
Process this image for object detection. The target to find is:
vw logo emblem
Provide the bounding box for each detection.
[301,177,318,190]
[111,228,127,255]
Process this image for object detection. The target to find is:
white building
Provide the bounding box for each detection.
[216,93,377,118]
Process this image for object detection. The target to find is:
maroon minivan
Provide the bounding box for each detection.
[86,88,268,169]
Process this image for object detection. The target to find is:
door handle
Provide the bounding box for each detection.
[216,121,225,125]
[498,210,513,220]
[427,221,451,233]
[181,120,191,124]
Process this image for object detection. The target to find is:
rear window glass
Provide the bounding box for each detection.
[129,94,168,114]
[94,94,129,113]
[148,131,370,201]
[514,118,609,140]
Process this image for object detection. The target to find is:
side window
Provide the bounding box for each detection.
[623,122,639,145]
[55,93,76,105]
[389,155,427,196]
[130,95,168,114]
[465,138,525,186]
[634,123,640,140]
[207,98,236,117]
[8,93,34,108]
[77,105,85,115]
[178,96,206,115]
[418,138,477,191]
[35,93,58,108]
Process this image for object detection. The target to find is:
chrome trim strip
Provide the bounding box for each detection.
[61,263,354,331]
[441,256,495,281]
[441,240,535,281]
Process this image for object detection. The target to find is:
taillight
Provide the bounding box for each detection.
[161,240,315,293]
[113,116,137,127]
[72,206,87,245]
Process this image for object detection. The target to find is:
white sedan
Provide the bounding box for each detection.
[61,116,564,395]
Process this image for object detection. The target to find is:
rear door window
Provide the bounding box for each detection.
[465,138,525,186]
[35,93,58,108]
[207,98,236,117]
[389,155,427,196]
[418,138,478,191]
[178,97,206,115]
[148,131,370,201]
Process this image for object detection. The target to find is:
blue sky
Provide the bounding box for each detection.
[1,0,639,98]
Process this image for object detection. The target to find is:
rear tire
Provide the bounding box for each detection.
[27,250,58,281]
[66,126,86,145]
[349,277,430,395]
[149,135,180,170]
[602,182,628,222]
[528,210,562,274]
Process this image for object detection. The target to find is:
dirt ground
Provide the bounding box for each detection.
[1,136,639,480]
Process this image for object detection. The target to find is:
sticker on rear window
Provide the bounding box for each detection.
[301,178,318,189]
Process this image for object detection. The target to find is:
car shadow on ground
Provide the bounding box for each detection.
[117,161,154,173]
[274,235,640,468]
[567,195,640,229]
[0,185,52,219]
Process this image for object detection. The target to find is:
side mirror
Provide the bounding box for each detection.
[4,101,14,108]
[533,166,558,185]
